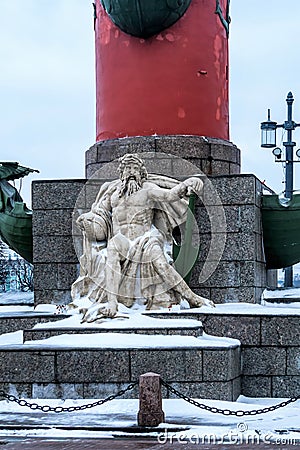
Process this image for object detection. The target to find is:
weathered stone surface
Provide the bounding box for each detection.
[210,141,239,164]
[196,204,261,234]
[33,236,77,264]
[222,233,258,261]
[0,352,55,382]
[203,348,240,381]
[169,381,237,401]
[240,261,266,287]
[83,382,140,399]
[32,180,86,210]
[0,314,69,335]
[172,157,202,177]
[34,289,72,305]
[209,287,258,304]
[33,209,74,236]
[23,324,203,342]
[32,383,84,399]
[261,317,300,346]
[232,377,241,401]
[242,348,286,376]
[156,135,209,159]
[229,162,241,175]
[287,348,300,375]
[86,136,240,178]
[85,144,98,166]
[84,181,105,209]
[241,376,272,397]
[130,349,202,382]
[199,315,261,345]
[205,175,261,207]
[0,383,32,399]
[272,376,300,397]
[137,373,165,427]
[56,351,130,383]
[57,264,80,290]
[193,261,241,288]
[33,264,59,290]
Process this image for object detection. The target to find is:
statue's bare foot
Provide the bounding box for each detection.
[99,301,118,318]
[189,294,215,308]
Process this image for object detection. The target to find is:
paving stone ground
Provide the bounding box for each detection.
[0,439,298,449]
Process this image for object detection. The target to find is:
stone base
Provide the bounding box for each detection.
[0,332,240,401]
[146,306,300,398]
[85,135,241,178]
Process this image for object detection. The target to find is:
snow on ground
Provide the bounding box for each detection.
[0,291,34,305]
[262,287,300,300]
[0,396,299,443]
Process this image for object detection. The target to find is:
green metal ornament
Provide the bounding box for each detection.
[262,193,300,270]
[0,162,38,263]
[100,0,192,38]
[173,192,200,283]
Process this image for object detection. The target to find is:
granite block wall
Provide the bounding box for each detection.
[32,180,86,305]
[0,345,240,401]
[148,310,300,398]
[85,135,241,178]
[192,174,268,303]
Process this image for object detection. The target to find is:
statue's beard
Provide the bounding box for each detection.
[119,176,142,197]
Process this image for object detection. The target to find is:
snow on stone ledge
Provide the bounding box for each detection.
[0,331,240,349]
[33,313,202,330]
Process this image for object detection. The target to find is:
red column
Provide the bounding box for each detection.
[95,0,229,141]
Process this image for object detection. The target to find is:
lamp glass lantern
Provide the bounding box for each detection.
[261,119,277,148]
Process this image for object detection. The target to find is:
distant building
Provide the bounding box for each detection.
[0,243,33,292]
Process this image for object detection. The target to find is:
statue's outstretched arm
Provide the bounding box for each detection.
[148,177,203,203]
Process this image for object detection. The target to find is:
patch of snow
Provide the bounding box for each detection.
[0,397,299,442]
[0,330,23,345]
[33,312,202,330]
[0,291,34,305]
[20,332,239,349]
[34,304,60,313]
[0,305,34,314]
[262,287,300,300]
[148,302,300,316]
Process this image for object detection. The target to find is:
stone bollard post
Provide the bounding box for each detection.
[137,372,165,427]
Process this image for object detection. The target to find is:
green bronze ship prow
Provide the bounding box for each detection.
[0,162,38,263]
[262,193,300,269]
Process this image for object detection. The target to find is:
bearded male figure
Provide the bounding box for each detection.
[71,154,214,319]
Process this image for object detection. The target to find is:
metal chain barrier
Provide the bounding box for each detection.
[161,380,300,417]
[1,378,300,417]
[0,382,137,413]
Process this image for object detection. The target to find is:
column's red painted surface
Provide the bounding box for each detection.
[95,0,229,141]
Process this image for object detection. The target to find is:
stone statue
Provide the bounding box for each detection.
[71,154,214,320]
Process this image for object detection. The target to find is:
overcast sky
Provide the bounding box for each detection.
[1,0,300,206]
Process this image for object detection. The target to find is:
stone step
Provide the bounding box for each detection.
[23,316,203,342]
[0,312,70,335]
[23,324,203,342]
[0,332,240,402]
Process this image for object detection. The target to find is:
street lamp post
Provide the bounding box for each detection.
[261,91,300,288]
